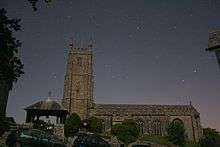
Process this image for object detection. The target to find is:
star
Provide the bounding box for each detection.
[51,73,57,79]
[128,34,133,38]
[193,66,199,73]
[67,15,72,19]
[168,25,177,31]
[155,55,160,60]
[88,15,101,28]
[104,64,112,72]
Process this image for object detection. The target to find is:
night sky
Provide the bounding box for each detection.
[1,0,220,130]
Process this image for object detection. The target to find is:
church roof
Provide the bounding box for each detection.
[24,99,67,111]
[93,104,199,116]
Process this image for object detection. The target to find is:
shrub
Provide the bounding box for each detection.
[87,117,103,134]
[112,119,139,145]
[199,128,220,147]
[64,113,81,137]
[166,120,185,146]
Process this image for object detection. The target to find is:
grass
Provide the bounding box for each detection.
[139,134,173,146]
[140,135,201,147]
[185,142,200,147]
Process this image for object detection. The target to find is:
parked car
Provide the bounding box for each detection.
[73,133,110,147]
[6,128,66,147]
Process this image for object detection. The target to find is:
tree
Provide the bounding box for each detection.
[64,113,81,137]
[111,119,139,146]
[199,128,220,147]
[0,8,24,135]
[123,119,140,135]
[87,117,103,134]
[166,120,186,147]
[0,117,10,136]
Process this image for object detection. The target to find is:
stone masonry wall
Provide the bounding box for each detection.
[62,47,93,120]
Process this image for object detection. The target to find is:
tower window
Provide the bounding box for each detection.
[76,89,79,96]
[77,57,83,66]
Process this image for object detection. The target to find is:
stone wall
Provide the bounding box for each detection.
[92,104,202,142]
[62,47,94,119]
[54,124,64,137]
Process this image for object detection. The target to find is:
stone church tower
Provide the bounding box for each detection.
[62,43,94,119]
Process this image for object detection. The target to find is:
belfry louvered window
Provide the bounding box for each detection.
[77,57,83,66]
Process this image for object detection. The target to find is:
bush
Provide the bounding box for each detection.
[166,120,185,146]
[199,128,220,147]
[87,117,103,134]
[64,113,81,137]
[112,119,139,145]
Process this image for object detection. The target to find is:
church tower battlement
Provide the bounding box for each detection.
[62,43,94,119]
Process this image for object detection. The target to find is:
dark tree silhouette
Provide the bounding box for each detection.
[0,8,24,135]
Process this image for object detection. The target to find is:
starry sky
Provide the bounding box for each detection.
[1,0,220,130]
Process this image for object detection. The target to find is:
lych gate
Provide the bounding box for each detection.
[24,98,69,124]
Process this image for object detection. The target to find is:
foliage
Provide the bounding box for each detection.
[64,113,81,137]
[0,116,9,136]
[87,117,103,134]
[199,128,220,147]
[0,8,24,89]
[0,8,24,122]
[166,120,186,147]
[111,119,139,145]
[185,141,201,147]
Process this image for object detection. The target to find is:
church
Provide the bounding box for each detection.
[61,43,203,142]
[25,43,202,141]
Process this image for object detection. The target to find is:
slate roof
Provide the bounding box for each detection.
[25,99,67,111]
[93,104,199,116]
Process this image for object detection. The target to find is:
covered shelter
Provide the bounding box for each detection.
[24,98,69,124]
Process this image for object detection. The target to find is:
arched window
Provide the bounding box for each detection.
[172,118,185,137]
[145,120,150,134]
[136,119,144,134]
[153,119,162,135]
[173,118,184,126]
